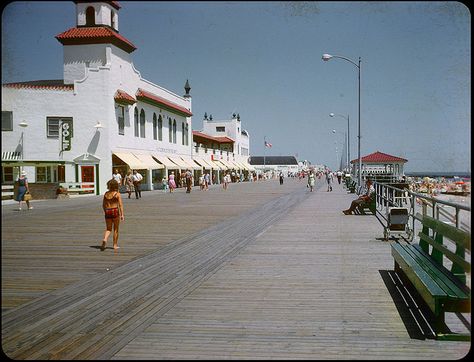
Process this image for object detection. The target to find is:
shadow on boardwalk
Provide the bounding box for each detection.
[1,179,470,359]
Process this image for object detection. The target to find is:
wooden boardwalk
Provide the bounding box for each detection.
[1,179,470,359]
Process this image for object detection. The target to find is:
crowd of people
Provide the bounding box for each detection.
[100,167,356,250]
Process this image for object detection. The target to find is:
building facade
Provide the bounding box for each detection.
[2,1,195,195]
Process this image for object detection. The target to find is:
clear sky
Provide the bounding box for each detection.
[2,1,471,172]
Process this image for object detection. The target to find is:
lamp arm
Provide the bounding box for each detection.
[330,55,360,69]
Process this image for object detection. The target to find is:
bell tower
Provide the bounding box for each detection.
[56,1,136,84]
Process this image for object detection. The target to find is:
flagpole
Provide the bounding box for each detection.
[263,136,266,175]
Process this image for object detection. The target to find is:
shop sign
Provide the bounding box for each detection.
[61,120,73,152]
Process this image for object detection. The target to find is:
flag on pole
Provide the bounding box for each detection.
[264,140,272,148]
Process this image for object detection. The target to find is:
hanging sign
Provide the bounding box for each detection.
[61,120,73,152]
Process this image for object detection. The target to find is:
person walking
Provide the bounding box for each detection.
[185,169,193,193]
[162,176,169,192]
[307,171,316,192]
[168,171,177,193]
[279,171,284,185]
[204,172,210,190]
[15,170,33,210]
[326,170,333,192]
[112,169,122,185]
[124,170,134,199]
[223,172,230,190]
[132,170,143,199]
[336,170,343,185]
[101,179,124,251]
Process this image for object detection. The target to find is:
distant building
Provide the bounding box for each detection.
[249,156,299,175]
[192,112,254,182]
[351,151,408,182]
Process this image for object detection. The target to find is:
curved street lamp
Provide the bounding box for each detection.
[323,53,362,187]
[329,113,350,172]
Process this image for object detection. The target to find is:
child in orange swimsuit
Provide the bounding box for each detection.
[101,179,124,251]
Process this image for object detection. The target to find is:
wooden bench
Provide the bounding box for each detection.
[356,193,376,214]
[391,213,471,341]
[347,180,357,193]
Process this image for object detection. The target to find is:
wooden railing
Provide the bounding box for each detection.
[59,182,96,195]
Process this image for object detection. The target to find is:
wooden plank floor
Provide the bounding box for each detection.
[1,179,470,359]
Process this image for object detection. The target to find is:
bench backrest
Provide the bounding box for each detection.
[416,213,471,285]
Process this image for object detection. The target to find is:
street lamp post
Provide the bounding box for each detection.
[329,113,350,172]
[323,53,362,187]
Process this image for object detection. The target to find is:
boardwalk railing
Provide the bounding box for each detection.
[374,182,471,240]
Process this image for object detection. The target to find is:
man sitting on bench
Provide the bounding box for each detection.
[342,178,375,215]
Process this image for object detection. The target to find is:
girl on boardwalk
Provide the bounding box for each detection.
[168,171,177,192]
[15,170,33,210]
[101,179,124,251]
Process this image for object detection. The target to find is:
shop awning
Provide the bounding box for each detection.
[212,160,227,170]
[229,160,244,170]
[153,154,179,168]
[133,153,164,169]
[235,161,249,171]
[218,159,235,169]
[193,156,214,169]
[114,152,147,169]
[180,155,202,170]
[167,156,189,169]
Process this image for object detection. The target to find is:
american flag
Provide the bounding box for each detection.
[264,140,272,148]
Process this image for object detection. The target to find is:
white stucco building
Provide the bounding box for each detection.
[2,1,198,195]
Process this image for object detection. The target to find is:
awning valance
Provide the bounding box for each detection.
[1,151,22,161]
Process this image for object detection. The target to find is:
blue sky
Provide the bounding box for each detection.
[2,1,470,172]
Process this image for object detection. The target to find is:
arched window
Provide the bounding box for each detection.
[111,10,116,28]
[158,115,163,141]
[172,119,177,144]
[153,113,157,140]
[181,122,185,145]
[168,118,172,143]
[86,7,96,26]
[140,109,146,138]
[134,108,139,137]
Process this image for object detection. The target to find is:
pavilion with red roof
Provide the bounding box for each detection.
[350,151,408,182]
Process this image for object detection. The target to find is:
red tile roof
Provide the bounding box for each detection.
[56,27,136,53]
[136,88,192,117]
[350,151,408,164]
[114,89,136,105]
[192,131,234,144]
[2,80,74,91]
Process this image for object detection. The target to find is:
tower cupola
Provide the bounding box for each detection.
[74,1,121,31]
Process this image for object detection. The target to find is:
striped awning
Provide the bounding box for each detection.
[113,152,147,169]
[180,156,202,170]
[193,156,214,169]
[212,160,227,170]
[167,156,189,169]
[153,155,179,168]
[133,153,164,169]
[2,151,22,161]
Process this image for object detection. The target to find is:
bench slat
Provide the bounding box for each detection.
[415,213,471,251]
[418,232,471,273]
[391,243,446,314]
[406,244,470,299]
